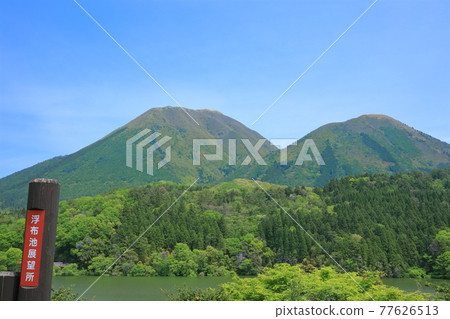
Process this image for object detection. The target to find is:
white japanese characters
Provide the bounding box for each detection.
[30,214,40,224]
[28,249,37,259]
[20,211,45,287]
[24,272,35,282]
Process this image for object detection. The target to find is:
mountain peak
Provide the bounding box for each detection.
[360,114,395,120]
[146,106,223,115]
[125,106,228,130]
[346,114,415,133]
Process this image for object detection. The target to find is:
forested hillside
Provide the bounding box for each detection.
[1,108,449,209]
[0,169,449,279]
[0,107,276,208]
[254,114,450,186]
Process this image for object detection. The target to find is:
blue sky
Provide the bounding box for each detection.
[1,0,449,178]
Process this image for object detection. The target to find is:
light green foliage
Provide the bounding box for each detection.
[129,262,155,277]
[0,169,449,282]
[0,252,7,271]
[59,263,84,276]
[194,246,234,276]
[53,169,448,278]
[88,255,115,276]
[237,236,274,276]
[51,287,83,301]
[0,247,22,271]
[425,228,450,279]
[223,238,242,257]
[72,238,109,269]
[404,267,430,279]
[434,252,450,278]
[436,229,450,253]
[166,287,226,301]
[169,243,199,277]
[150,251,172,276]
[167,264,429,301]
[0,212,25,251]
[221,264,428,301]
[433,282,450,301]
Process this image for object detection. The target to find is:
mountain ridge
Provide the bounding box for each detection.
[0,107,449,208]
[255,112,450,186]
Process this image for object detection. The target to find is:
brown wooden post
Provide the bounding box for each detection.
[17,179,60,301]
[0,271,20,301]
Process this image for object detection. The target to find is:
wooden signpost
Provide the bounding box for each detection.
[16,178,60,301]
[20,210,46,287]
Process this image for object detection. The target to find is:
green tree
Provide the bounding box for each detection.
[169,243,198,277]
[194,245,233,276]
[129,262,155,277]
[434,252,450,279]
[0,247,22,271]
[87,255,115,276]
[60,263,83,276]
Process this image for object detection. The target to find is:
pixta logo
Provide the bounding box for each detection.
[126,129,172,175]
[193,138,325,166]
[126,130,325,175]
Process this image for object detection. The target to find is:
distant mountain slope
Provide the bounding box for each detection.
[256,114,450,186]
[0,107,275,208]
[1,109,449,208]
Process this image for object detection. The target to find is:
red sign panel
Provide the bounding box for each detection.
[20,210,45,287]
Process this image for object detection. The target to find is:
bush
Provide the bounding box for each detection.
[60,263,83,276]
[434,252,450,279]
[404,267,430,279]
[165,287,226,301]
[51,287,85,301]
[87,255,115,275]
[167,264,431,301]
[0,247,22,272]
[129,262,155,276]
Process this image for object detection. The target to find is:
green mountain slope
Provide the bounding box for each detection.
[1,109,449,208]
[256,114,450,186]
[0,107,276,208]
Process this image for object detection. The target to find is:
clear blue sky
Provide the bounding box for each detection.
[1,0,449,178]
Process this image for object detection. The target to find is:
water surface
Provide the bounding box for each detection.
[52,276,231,301]
[53,276,447,301]
[382,278,446,295]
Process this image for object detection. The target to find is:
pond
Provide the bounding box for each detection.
[52,276,448,301]
[382,278,446,295]
[52,276,231,301]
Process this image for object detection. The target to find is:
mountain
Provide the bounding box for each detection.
[255,114,450,186]
[1,109,449,208]
[0,107,276,208]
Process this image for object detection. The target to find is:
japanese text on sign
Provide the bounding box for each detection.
[20,210,45,287]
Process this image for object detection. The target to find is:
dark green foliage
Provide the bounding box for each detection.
[258,114,450,186]
[54,167,450,278]
[0,169,449,279]
[361,133,397,165]
[317,140,340,185]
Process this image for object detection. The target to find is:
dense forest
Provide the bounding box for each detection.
[1,169,449,282]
